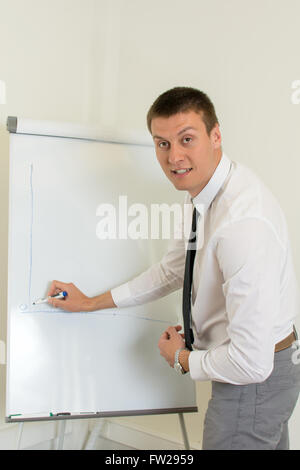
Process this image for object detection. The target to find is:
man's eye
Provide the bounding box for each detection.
[183,137,192,144]
[158,141,169,148]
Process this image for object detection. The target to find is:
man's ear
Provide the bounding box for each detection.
[210,124,222,149]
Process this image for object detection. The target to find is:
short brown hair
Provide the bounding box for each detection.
[147,86,219,135]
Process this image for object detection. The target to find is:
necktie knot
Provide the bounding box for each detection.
[188,207,200,247]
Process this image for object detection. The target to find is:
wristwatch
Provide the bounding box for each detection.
[174,348,187,375]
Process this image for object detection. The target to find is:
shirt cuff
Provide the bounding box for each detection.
[188,350,211,381]
[111,282,136,308]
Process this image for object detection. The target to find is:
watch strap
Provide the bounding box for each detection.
[174,348,187,374]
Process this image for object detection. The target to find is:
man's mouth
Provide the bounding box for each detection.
[171,168,192,175]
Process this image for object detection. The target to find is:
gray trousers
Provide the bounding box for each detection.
[202,345,300,450]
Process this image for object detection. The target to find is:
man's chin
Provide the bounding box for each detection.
[171,180,191,192]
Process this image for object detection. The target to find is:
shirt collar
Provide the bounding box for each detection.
[191,152,231,214]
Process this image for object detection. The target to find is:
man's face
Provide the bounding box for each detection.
[151,111,222,198]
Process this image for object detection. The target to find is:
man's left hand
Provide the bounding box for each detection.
[158,325,185,367]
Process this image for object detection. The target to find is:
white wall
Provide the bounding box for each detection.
[0,0,300,449]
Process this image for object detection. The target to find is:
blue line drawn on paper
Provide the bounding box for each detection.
[28,163,34,306]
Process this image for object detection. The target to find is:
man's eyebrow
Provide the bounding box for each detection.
[153,126,197,140]
[177,126,197,135]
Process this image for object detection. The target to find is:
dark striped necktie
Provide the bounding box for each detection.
[182,207,200,351]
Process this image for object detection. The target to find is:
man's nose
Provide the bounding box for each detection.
[168,144,185,165]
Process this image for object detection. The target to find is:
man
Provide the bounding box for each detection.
[48,87,300,450]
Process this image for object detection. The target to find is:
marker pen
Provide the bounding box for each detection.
[33,291,68,305]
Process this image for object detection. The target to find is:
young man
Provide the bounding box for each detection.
[48,87,300,450]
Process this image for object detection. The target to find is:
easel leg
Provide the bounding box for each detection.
[178,413,190,450]
[84,419,108,450]
[16,422,24,450]
[56,420,66,450]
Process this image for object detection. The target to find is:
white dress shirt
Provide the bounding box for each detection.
[111,153,299,385]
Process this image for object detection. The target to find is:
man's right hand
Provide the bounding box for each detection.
[47,280,116,312]
[47,280,93,312]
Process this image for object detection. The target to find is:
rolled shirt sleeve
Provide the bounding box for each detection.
[189,218,283,385]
